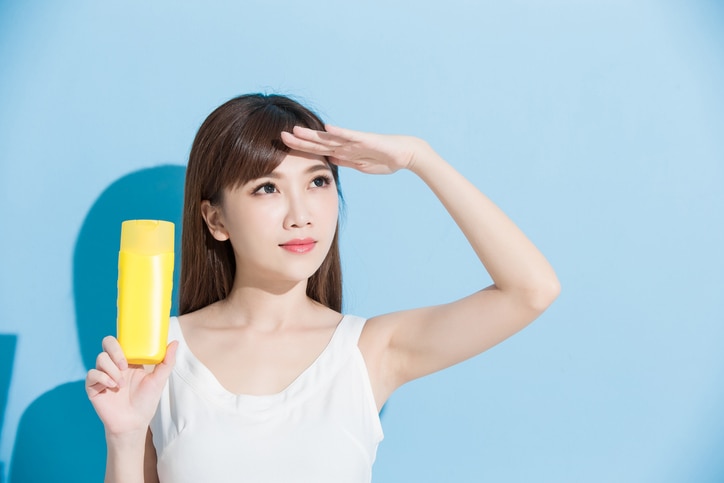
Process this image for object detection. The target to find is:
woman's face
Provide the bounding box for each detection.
[204,150,339,289]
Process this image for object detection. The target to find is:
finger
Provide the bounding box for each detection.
[291,125,349,145]
[102,335,128,371]
[85,368,118,397]
[96,351,125,387]
[327,157,359,169]
[86,368,118,389]
[324,124,363,141]
[280,131,336,156]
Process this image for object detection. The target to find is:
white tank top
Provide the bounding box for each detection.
[150,315,384,483]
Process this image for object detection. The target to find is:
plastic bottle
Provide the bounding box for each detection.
[116,219,174,364]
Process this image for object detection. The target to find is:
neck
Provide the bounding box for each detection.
[218,277,317,331]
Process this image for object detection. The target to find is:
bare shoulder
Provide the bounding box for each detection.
[310,304,345,330]
[176,301,225,331]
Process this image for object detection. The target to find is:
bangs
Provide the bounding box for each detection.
[219,98,326,191]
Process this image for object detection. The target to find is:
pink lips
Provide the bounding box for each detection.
[279,238,317,254]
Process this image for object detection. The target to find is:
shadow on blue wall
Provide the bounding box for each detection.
[9,165,185,482]
[1,335,18,483]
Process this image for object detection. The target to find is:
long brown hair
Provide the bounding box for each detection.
[179,94,342,315]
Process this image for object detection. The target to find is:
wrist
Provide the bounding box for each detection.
[105,430,148,483]
[408,140,446,177]
[106,428,147,449]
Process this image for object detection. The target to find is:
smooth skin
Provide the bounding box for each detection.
[86,125,560,482]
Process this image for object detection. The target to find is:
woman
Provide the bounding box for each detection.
[86,94,560,482]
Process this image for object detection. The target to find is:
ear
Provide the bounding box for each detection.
[201,200,230,241]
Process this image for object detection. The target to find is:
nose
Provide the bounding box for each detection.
[283,191,312,229]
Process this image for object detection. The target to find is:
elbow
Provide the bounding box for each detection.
[523,276,561,313]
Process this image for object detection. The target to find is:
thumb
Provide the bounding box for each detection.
[148,340,178,385]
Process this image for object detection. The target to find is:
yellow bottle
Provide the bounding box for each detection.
[116,220,174,365]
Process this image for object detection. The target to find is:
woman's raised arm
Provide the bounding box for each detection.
[282,125,560,406]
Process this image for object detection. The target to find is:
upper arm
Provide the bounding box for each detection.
[359,283,559,406]
[144,428,160,483]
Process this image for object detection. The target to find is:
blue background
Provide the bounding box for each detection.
[1,1,723,482]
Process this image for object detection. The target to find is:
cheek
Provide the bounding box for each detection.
[316,193,339,227]
[224,203,281,244]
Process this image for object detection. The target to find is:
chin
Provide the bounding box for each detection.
[269,263,325,287]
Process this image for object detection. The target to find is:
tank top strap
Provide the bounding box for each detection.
[332,314,367,347]
[292,314,366,384]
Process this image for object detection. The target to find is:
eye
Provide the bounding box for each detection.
[311,175,332,188]
[253,182,278,195]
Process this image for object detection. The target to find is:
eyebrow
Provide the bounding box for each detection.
[261,163,333,180]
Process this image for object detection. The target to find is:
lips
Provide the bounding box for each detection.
[279,238,317,254]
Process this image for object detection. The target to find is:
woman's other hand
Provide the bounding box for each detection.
[85,336,178,437]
